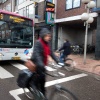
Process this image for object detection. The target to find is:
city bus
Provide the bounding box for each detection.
[0,10,34,61]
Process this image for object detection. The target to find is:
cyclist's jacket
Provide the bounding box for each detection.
[59,41,71,55]
[31,38,58,74]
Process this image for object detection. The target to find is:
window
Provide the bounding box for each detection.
[2,0,7,3]
[6,3,11,11]
[66,0,81,10]
[15,0,18,6]
[18,0,24,4]
[23,7,26,17]
[0,20,33,48]
[26,4,34,19]
[19,8,24,16]
[18,0,27,4]
[28,4,34,19]
[35,3,38,15]
[26,6,29,18]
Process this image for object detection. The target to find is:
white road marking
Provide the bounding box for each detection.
[9,89,25,100]
[10,63,27,70]
[58,72,65,77]
[9,73,88,100]
[0,66,14,79]
[45,73,88,87]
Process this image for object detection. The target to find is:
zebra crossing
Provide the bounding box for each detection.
[0,61,88,100]
[0,66,14,79]
[0,61,62,79]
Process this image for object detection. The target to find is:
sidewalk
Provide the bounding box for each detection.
[52,53,100,74]
[68,53,100,74]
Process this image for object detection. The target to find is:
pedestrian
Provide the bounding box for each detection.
[58,39,71,63]
[30,28,59,99]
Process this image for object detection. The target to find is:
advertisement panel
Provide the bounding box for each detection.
[45,0,55,25]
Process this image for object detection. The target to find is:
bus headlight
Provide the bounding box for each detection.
[28,53,32,57]
[0,53,4,56]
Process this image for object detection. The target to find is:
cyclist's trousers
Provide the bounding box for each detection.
[33,73,46,96]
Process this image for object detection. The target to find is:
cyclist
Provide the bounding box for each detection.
[31,28,59,99]
[58,39,71,63]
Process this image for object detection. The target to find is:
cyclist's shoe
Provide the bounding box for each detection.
[58,62,64,67]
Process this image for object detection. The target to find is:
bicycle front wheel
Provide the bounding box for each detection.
[64,58,74,71]
[23,88,34,100]
[49,87,77,100]
[92,65,100,80]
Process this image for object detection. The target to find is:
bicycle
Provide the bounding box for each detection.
[92,65,100,80]
[22,62,77,100]
[54,51,75,71]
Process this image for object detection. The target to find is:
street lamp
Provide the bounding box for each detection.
[81,0,96,64]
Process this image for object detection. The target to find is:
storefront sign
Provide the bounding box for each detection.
[45,1,55,13]
[45,0,55,25]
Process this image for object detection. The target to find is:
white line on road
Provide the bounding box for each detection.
[10,63,27,70]
[9,73,88,100]
[45,73,88,87]
[0,66,14,79]
[9,89,25,100]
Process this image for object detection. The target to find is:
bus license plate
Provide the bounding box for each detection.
[12,57,20,60]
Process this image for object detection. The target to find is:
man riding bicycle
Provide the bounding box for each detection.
[58,39,71,63]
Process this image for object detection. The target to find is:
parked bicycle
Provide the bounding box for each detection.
[92,65,100,80]
[17,63,77,100]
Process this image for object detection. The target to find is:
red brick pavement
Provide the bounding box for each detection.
[67,54,100,74]
[50,53,100,74]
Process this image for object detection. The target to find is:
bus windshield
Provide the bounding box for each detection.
[0,13,33,48]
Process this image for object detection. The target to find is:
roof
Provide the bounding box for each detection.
[0,10,33,21]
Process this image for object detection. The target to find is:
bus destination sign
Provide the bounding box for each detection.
[0,14,32,26]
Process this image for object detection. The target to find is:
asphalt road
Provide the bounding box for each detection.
[0,60,100,100]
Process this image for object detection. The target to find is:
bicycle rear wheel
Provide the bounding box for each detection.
[49,87,77,100]
[64,58,74,71]
[92,65,100,80]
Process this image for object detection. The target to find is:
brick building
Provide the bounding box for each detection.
[55,0,98,50]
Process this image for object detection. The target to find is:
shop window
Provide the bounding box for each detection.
[66,0,81,10]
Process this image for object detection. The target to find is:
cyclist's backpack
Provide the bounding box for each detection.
[17,69,33,88]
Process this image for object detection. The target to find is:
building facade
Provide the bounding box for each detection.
[55,0,98,50]
[0,0,17,12]
[16,0,55,45]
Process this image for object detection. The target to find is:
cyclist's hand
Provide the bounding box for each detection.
[56,50,59,53]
